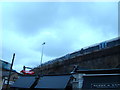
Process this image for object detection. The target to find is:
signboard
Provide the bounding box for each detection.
[82,75,120,89]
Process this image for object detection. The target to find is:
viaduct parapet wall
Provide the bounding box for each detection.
[33,44,120,75]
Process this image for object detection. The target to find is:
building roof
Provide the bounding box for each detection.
[35,75,71,89]
[74,68,120,74]
[0,59,17,72]
[2,71,16,77]
[11,75,71,89]
[11,76,36,88]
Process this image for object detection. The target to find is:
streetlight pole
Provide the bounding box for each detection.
[40,42,45,67]
[40,42,45,76]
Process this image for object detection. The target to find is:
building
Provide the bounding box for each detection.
[11,67,120,89]
[0,59,19,89]
[72,67,120,89]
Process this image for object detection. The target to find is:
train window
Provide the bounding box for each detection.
[80,48,84,54]
[107,41,116,48]
[99,42,107,49]
[69,52,79,59]
[92,45,99,51]
[65,54,70,60]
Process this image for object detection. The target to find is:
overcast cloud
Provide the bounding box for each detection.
[1,2,118,72]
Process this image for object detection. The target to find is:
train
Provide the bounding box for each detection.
[43,37,120,66]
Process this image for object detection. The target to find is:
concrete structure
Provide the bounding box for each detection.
[33,37,120,75]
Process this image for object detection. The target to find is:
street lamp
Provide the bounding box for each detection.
[40,42,45,67]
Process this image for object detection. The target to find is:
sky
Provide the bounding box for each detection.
[0,2,118,72]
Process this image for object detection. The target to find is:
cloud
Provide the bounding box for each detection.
[2,30,55,71]
[32,16,117,57]
[2,2,60,36]
[1,2,118,72]
[2,2,117,36]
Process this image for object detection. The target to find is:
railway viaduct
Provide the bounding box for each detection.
[33,43,120,75]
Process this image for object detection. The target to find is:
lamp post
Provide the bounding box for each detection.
[40,42,45,76]
[40,42,45,67]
